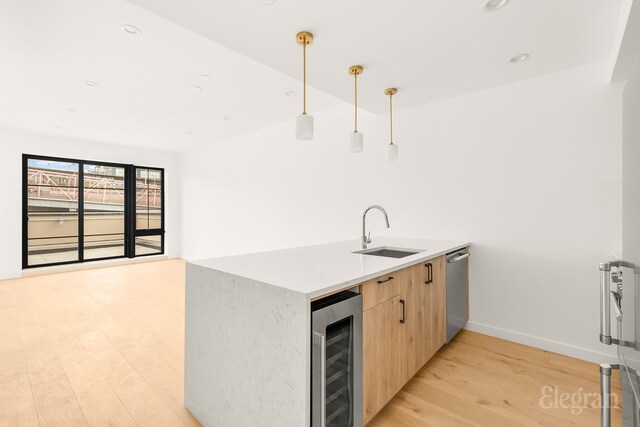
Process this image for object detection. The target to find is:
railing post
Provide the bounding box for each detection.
[601,363,612,427]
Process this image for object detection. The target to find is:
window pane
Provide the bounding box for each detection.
[28,236,79,265]
[136,168,148,188]
[135,168,162,231]
[135,235,161,255]
[83,164,125,189]
[148,169,162,226]
[84,208,125,260]
[136,188,149,230]
[84,232,125,259]
[27,159,79,187]
[27,216,79,265]
[28,188,79,213]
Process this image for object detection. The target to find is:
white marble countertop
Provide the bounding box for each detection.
[190,237,470,299]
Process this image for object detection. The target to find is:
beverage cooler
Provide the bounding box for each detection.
[311,290,363,427]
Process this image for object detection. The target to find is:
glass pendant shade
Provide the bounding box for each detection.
[349,132,363,153]
[296,114,313,140]
[386,144,398,161]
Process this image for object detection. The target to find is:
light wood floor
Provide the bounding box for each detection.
[0,259,199,427]
[0,260,621,426]
[370,332,622,426]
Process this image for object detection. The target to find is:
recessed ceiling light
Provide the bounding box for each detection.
[223,116,231,121]
[509,53,530,63]
[200,74,210,80]
[188,85,202,92]
[85,80,98,87]
[186,131,194,135]
[284,90,295,96]
[122,24,141,35]
[65,107,76,113]
[483,0,509,12]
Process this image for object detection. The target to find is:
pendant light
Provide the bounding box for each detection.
[295,31,314,140]
[385,88,398,161]
[348,65,364,152]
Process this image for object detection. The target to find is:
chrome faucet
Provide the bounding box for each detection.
[362,205,390,249]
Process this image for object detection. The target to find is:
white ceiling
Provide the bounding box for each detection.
[128,0,623,114]
[0,0,626,152]
[0,0,341,152]
[610,0,640,82]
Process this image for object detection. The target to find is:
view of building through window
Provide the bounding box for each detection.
[26,159,80,265]
[135,167,163,255]
[24,156,164,267]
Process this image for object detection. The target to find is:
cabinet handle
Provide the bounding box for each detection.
[377,276,394,284]
[425,263,433,284]
[313,332,326,424]
[400,299,405,324]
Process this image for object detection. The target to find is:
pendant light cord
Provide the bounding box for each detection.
[354,73,358,132]
[303,39,307,115]
[389,93,394,145]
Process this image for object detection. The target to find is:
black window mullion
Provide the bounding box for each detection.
[161,169,165,254]
[78,162,84,263]
[22,155,28,269]
[147,171,151,230]
[125,165,135,258]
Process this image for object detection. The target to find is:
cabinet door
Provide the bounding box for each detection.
[363,295,403,424]
[400,261,431,383]
[401,256,447,383]
[360,272,402,311]
[428,255,447,358]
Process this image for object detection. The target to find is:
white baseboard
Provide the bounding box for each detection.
[21,255,170,278]
[464,320,640,365]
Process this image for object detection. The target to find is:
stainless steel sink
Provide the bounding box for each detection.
[353,246,424,258]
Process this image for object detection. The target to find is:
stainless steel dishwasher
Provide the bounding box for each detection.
[446,249,470,342]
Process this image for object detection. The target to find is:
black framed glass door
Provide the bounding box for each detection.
[25,158,80,266]
[83,163,126,260]
[23,154,165,269]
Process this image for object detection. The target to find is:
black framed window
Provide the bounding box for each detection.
[23,154,165,269]
[133,167,164,256]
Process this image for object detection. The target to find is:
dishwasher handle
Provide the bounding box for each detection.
[447,252,469,263]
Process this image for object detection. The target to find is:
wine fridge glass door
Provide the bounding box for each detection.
[312,293,363,427]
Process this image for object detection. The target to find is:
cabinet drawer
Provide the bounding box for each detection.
[361,271,402,311]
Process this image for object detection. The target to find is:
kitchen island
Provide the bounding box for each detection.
[185,237,469,427]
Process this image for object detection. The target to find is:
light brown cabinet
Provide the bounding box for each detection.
[428,256,447,358]
[400,261,431,382]
[361,272,401,311]
[362,294,403,424]
[360,254,449,424]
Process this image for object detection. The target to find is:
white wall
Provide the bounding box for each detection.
[0,129,181,280]
[181,61,624,362]
[623,58,640,264]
